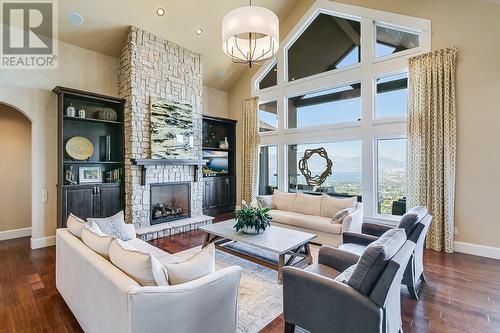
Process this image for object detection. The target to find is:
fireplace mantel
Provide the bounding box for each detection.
[131,158,207,185]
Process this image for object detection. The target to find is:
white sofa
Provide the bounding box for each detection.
[56,228,242,333]
[256,191,363,247]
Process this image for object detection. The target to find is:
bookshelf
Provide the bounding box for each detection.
[53,86,125,227]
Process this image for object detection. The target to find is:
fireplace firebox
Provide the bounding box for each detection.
[150,182,191,225]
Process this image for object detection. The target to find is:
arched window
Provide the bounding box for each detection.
[252,0,431,222]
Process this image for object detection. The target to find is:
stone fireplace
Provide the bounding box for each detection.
[118,26,213,240]
[150,182,191,225]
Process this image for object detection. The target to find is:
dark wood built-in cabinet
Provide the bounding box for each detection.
[202,116,237,216]
[203,176,236,211]
[54,86,126,227]
[62,183,123,222]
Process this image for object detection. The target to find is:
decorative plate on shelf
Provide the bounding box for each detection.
[66,136,94,160]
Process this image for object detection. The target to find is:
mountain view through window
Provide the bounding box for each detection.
[288,141,361,195]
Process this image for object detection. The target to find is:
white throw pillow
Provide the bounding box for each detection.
[255,195,274,209]
[292,192,322,216]
[81,225,115,260]
[272,190,297,212]
[331,207,355,224]
[320,195,357,218]
[165,243,215,285]
[88,211,135,241]
[109,239,169,286]
[67,213,87,239]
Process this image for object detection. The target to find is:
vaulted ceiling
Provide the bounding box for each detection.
[58,0,300,91]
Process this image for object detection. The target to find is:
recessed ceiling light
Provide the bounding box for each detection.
[195,28,203,36]
[156,7,166,16]
[69,12,84,26]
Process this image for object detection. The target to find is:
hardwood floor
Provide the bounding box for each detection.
[1,219,500,332]
[0,237,82,333]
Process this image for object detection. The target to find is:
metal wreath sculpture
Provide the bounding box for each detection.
[298,147,333,188]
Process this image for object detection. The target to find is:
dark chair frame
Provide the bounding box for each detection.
[342,213,432,299]
[282,241,415,333]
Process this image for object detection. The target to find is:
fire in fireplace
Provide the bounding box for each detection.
[150,182,191,225]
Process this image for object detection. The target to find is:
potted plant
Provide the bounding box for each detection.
[234,202,272,234]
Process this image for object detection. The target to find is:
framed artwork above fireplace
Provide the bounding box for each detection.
[150,98,194,159]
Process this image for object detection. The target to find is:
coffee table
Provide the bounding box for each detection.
[200,219,316,284]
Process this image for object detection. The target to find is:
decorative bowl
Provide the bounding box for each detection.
[97,108,118,121]
[66,136,94,160]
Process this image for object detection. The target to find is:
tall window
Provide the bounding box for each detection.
[259,146,278,195]
[258,63,277,90]
[376,73,408,119]
[252,2,430,221]
[259,101,277,133]
[287,13,361,81]
[377,138,407,214]
[288,141,361,196]
[375,24,420,58]
[288,83,361,128]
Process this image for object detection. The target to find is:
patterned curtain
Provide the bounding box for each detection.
[241,97,259,204]
[407,47,457,253]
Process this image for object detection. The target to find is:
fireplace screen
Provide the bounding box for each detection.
[150,182,191,225]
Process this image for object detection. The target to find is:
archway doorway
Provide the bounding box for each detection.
[0,103,31,240]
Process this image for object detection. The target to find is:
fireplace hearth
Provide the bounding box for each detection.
[150,182,191,225]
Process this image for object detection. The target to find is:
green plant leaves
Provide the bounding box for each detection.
[234,206,272,233]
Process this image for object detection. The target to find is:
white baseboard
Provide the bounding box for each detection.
[0,227,31,241]
[454,241,500,260]
[31,235,56,249]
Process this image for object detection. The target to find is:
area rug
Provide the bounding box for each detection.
[176,245,319,333]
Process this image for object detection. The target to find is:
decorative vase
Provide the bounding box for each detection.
[98,108,118,121]
[78,109,86,118]
[241,226,263,234]
[224,137,229,149]
[66,103,76,117]
[219,140,226,149]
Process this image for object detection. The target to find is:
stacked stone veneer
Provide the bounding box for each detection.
[118,26,211,238]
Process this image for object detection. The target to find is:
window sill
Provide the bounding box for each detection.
[372,47,423,64]
[284,121,361,133]
[284,63,362,87]
[259,131,278,137]
[363,215,400,227]
[372,117,407,125]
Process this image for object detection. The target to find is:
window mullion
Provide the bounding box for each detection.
[360,17,376,219]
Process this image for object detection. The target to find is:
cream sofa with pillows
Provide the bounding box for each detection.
[255,190,363,247]
[57,213,242,333]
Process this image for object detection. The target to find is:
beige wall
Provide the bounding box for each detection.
[0,41,118,246]
[0,105,31,232]
[228,0,500,249]
[203,85,229,118]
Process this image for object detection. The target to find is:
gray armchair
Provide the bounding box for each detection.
[282,229,415,333]
[340,206,432,299]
